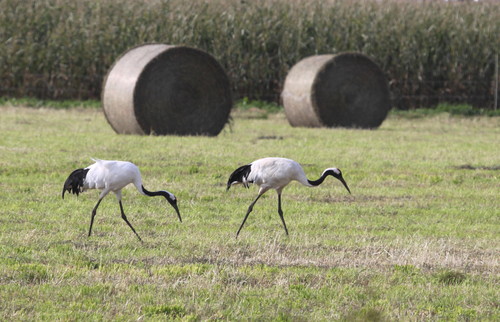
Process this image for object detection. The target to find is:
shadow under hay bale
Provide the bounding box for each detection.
[102,44,232,136]
[282,52,391,129]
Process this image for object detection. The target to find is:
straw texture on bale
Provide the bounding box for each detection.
[102,44,232,136]
[282,53,390,129]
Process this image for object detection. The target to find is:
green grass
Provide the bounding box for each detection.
[0,97,101,109]
[392,103,500,118]
[0,104,499,320]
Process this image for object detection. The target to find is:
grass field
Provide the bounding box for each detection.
[0,104,498,320]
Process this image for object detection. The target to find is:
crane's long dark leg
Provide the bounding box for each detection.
[277,193,289,236]
[236,192,264,238]
[119,201,142,242]
[89,198,103,237]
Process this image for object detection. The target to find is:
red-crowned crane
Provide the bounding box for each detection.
[227,157,351,237]
[62,158,181,241]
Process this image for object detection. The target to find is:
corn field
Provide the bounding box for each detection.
[1,0,499,109]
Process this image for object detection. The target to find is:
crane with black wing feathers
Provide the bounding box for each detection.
[227,157,351,237]
[62,159,181,241]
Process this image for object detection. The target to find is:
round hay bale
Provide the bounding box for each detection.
[102,44,232,136]
[282,52,390,129]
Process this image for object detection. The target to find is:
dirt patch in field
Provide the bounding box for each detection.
[131,237,498,275]
[453,164,500,171]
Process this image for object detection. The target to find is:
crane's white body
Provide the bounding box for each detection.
[246,158,314,192]
[85,159,144,199]
[84,159,175,201]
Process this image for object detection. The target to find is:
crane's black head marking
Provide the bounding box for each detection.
[62,168,89,199]
[226,164,252,191]
[323,168,342,178]
[325,168,351,194]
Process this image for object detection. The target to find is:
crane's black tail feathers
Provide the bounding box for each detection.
[227,164,252,190]
[62,168,89,199]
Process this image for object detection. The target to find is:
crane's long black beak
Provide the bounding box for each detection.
[338,177,351,194]
[171,202,182,222]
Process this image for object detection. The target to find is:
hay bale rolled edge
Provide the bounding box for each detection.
[282,55,334,127]
[102,44,232,136]
[102,44,170,135]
